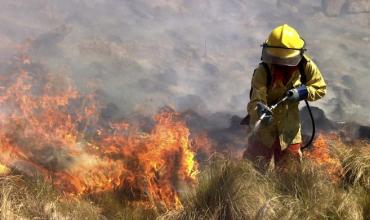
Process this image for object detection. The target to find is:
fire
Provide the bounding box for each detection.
[304,134,343,181]
[0,65,198,209]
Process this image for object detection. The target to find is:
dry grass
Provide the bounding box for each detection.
[340,146,370,189]
[335,141,370,219]
[1,140,370,220]
[163,141,370,220]
[86,191,159,220]
[0,175,102,219]
[163,155,275,220]
[0,173,166,219]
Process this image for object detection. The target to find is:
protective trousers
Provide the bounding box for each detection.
[243,138,302,171]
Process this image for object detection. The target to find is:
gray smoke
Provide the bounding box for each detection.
[0,0,369,126]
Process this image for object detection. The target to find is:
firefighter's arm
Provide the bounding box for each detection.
[304,59,327,101]
[247,65,268,124]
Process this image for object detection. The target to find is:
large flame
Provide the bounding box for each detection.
[0,65,198,209]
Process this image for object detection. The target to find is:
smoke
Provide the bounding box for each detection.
[0,0,369,125]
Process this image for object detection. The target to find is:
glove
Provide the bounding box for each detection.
[287,85,308,101]
[256,102,273,125]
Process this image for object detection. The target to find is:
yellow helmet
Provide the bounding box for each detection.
[261,24,306,66]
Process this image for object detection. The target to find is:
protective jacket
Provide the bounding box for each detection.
[247,54,326,150]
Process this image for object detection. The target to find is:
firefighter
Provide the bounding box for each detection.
[243,24,326,170]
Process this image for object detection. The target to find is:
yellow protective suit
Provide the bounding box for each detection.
[247,54,326,150]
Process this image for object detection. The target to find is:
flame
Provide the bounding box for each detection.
[191,132,213,158]
[304,134,343,181]
[0,66,198,209]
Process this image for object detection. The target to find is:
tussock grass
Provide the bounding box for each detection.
[1,141,370,219]
[163,141,370,220]
[334,140,370,219]
[340,146,370,189]
[0,175,102,219]
[0,173,165,219]
[170,154,275,220]
[87,191,159,220]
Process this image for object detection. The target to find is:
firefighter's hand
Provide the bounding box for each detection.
[287,85,308,101]
[256,102,272,125]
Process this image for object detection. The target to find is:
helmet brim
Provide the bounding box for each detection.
[261,48,302,66]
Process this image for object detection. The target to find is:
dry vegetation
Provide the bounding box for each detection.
[164,139,370,220]
[1,140,370,220]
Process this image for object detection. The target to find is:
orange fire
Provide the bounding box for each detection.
[0,67,199,209]
[304,134,343,181]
